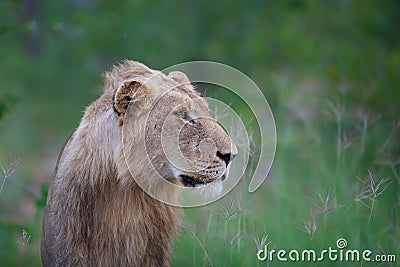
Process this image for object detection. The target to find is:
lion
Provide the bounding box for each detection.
[41,60,237,267]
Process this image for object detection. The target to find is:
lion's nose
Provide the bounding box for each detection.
[216,151,236,166]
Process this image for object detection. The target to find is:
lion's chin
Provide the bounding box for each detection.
[192,179,223,199]
[178,174,224,199]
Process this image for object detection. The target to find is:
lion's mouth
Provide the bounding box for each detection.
[180,175,205,187]
[181,175,218,187]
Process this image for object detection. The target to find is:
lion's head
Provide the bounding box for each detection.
[103,61,237,193]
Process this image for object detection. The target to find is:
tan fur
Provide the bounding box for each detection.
[41,60,236,267]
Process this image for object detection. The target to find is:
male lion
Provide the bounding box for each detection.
[41,60,237,267]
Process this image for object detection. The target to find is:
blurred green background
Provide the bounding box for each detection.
[1,0,399,266]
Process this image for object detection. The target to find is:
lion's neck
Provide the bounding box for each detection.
[84,180,180,265]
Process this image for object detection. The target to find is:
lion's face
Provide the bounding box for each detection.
[113,65,237,188]
[145,81,237,187]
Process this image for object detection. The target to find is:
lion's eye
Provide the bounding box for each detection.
[175,110,194,124]
[182,112,191,121]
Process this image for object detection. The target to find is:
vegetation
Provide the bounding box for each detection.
[0,0,399,266]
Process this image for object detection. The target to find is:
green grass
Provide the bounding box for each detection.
[0,0,399,266]
[172,106,399,266]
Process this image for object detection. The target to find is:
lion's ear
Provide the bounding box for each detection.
[168,71,191,86]
[113,80,149,116]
